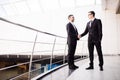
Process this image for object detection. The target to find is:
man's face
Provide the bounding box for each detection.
[69,16,74,22]
[88,13,93,19]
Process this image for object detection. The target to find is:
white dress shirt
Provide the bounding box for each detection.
[70,22,77,30]
[89,18,95,27]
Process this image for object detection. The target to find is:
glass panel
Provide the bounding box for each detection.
[41,0,60,11]
[0,6,7,16]
[14,1,29,15]
[60,0,75,8]
[27,0,42,13]
[76,0,95,6]
[3,4,18,15]
[96,0,102,4]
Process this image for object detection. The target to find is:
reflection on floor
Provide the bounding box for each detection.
[67,56,120,80]
[39,55,120,80]
[40,58,89,80]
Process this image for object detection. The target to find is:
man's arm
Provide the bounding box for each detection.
[80,23,89,37]
[98,19,103,41]
[76,29,80,40]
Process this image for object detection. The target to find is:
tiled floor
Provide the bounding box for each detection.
[67,56,120,80]
[38,56,120,80]
[39,58,88,80]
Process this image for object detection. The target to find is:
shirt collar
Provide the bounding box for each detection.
[69,21,74,24]
[91,18,95,21]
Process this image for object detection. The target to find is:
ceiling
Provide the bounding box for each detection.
[101,0,120,14]
[0,0,101,16]
[0,0,120,16]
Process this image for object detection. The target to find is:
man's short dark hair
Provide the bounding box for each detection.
[88,11,95,17]
[68,14,74,19]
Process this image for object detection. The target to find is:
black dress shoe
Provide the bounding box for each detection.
[73,65,79,69]
[69,66,76,70]
[86,66,94,70]
[100,66,103,71]
[69,65,78,70]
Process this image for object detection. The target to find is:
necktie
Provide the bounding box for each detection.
[73,24,77,31]
[89,20,92,27]
[71,23,76,30]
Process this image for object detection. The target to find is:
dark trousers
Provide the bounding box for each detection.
[88,41,104,67]
[68,42,77,66]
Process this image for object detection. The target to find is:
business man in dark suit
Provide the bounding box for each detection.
[80,11,104,71]
[66,14,79,69]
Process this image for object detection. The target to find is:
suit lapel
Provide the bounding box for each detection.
[69,22,76,31]
[69,22,78,34]
[91,18,96,27]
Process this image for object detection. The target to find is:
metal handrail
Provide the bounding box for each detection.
[10,71,29,80]
[9,57,67,80]
[0,41,87,80]
[0,49,65,55]
[0,61,29,71]
[0,17,66,38]
[0,53,61,71]
[52,60,64,65]
[28,33,38,79]
[0,49,65,71]
[10,58,66,80]
[0,38,66,45]
[0,17,88,80]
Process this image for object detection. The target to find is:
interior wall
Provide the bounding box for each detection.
[116,14,120,54]
[102,11,118,55]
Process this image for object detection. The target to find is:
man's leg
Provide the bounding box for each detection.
[95,41,104,71]
[71,43,77,66]
[86,41,94,70]
[68,44,73,66]
[68,43,78,69]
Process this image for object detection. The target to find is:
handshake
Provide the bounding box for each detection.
[77,34,81,40]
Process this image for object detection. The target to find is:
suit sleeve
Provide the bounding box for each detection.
[80,23,88,37]
[76,29,79,40]
[98,19,103,41]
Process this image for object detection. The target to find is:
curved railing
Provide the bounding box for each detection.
[0,17,88,80]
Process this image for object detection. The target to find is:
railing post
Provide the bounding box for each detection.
[63,43,67,64]
[28,32,38,80]
[50,37,56,69]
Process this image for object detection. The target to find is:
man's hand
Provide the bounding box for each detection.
[78,34,81,39]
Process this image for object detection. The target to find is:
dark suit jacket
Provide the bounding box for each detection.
[81,18,103,42]
[66,22,79,45]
